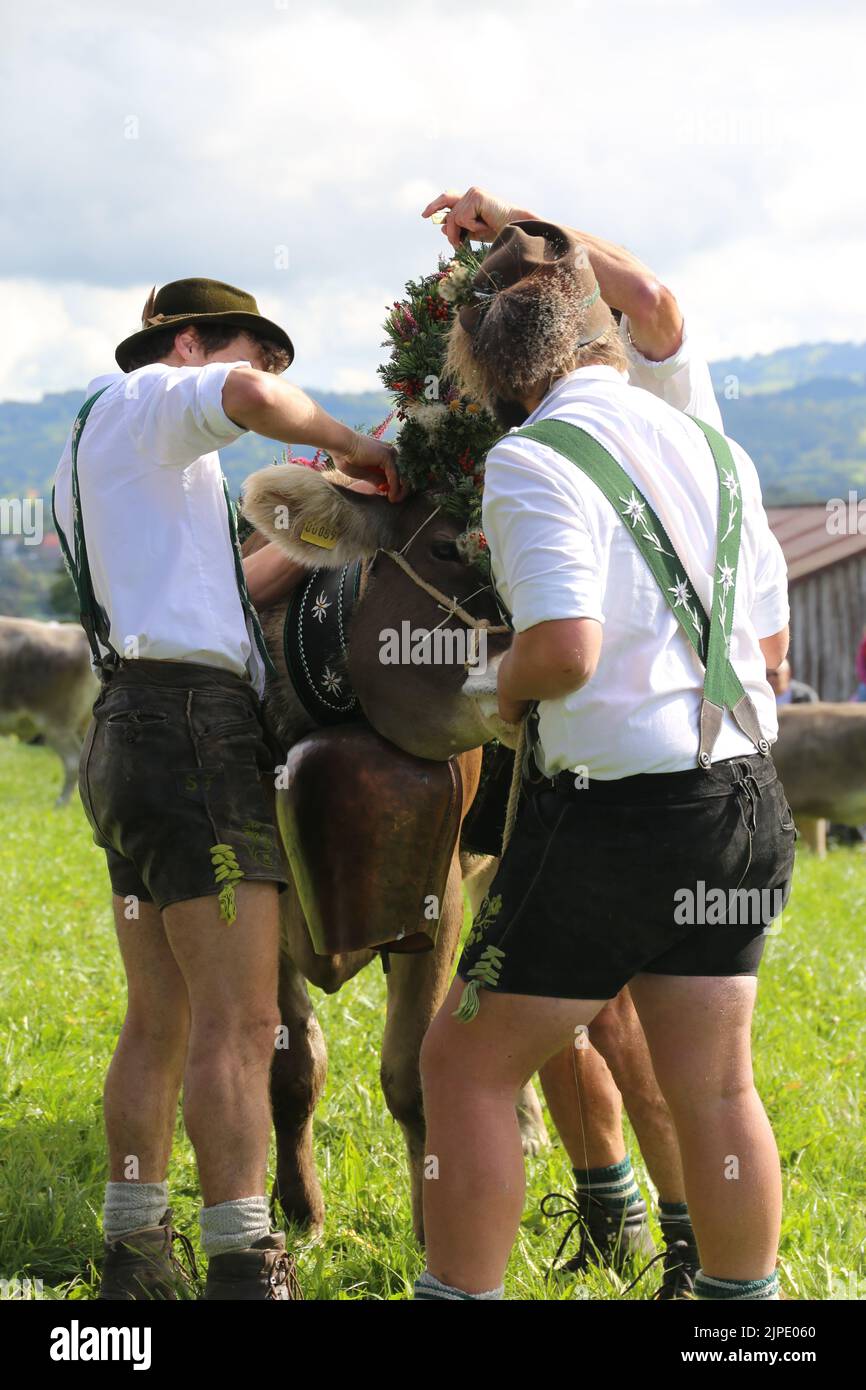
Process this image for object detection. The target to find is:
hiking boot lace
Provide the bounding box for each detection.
[268,1250,304,1300]
[621,1237,696,1300]
[168,1227,200,1294]
[540,1190,603,1274]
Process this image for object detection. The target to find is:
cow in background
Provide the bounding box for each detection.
[0,616,98,805]
[773,702,866,858]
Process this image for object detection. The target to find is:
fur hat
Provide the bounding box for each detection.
[455,220,612,397]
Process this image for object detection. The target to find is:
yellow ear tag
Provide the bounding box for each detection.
[300,525,338,549]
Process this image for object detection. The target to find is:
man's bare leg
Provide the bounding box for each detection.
[539,987,686,1201]
[103,896,190,1244]
[419,981,606,1296]
[161,882,280,1208]
[539,1035,624,1170]
[629,972,780,1286]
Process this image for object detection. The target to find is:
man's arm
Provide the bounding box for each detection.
[759,626,790,673]
[222,368,405,502]
[243,542,308,611]
[422,185,683,361]
[496,618,603,724]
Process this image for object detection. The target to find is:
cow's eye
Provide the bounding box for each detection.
[430,539,460,561]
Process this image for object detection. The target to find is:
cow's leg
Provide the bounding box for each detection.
[44,727,80,806]
[516,1078,550,1156]
[270,947,328,1235]
[797,814,827,858]
[380,856,464,1244]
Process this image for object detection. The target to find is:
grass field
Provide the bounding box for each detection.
[1,735,864,1301]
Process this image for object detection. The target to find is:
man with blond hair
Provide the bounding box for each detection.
[424,186,726,1295]
[413,208,792,1302]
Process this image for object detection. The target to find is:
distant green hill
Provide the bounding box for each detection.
[719,376,866,504]
[2,342,865,616]
[711,341,866,396]
[0,387,393,503]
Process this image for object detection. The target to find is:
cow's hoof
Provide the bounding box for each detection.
[520,1123,550,1158]
[517,1080,550,1156]
[271,1182,325,1242]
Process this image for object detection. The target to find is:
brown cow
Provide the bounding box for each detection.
[242,464,546,1241]
[772,702,866,858]
[0,616,98,805]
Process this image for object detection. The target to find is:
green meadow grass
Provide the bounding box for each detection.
[1,735,864,1301]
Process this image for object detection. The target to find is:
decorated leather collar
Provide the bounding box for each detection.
[282,561,364,725]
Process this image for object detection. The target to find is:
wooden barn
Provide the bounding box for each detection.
[767,505,866,701]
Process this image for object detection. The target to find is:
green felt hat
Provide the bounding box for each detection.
[115,277,294,372]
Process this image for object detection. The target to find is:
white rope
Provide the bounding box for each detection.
[398,505,442,557]
[381,549,510,634]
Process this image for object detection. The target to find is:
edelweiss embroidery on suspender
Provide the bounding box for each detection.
[512,416,770,770]
[453,415,770,1024]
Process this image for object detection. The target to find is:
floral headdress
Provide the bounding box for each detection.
[378,241,501,562]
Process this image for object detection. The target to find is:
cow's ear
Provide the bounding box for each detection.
[241,465,399,569]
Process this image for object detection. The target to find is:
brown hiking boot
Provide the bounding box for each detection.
[203,1232,302,1301]
[98,1208,198,1300]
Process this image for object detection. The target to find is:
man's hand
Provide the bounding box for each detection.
[335,434,407,503]
[422,193,685,362]
[223,369,407,502]
[498,690,532,726]
[422,186,536,249]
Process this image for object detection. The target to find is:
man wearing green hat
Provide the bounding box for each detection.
[54,277,397,1300]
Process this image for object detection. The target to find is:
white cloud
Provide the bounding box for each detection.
[1,0,864,399]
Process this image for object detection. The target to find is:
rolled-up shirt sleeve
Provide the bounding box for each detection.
[620,316,723,429]
[482,440,604,633]
[128,361,250,467]
[751,527,790,638]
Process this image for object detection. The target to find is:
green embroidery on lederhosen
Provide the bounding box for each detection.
[209,844,244,923]
[465,893,503,949]
[241,819,278,870]
[454,946,507,1023]
[455,894,506,1021]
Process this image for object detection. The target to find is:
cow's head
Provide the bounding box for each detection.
[242,463,516,759]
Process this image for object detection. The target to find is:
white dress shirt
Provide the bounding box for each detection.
[53,361,266,693]
[619,315,722,426]
[482,364,789,780]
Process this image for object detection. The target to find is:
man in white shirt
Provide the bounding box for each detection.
[54,278,397,1300]
[424,188,726,1291]
[413,220,793,1303]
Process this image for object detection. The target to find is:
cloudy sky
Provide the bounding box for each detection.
[2,0,863,400]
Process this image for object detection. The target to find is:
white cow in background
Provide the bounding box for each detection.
[0,616,97,805]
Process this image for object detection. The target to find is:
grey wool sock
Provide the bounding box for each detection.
[414,1269,504,1301]
[199,1195,271,1257]
[103,1180,169,1241]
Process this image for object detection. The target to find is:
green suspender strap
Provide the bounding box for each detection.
[511,418,770,769]
[221,477,277,679]
[51,387,119,671]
